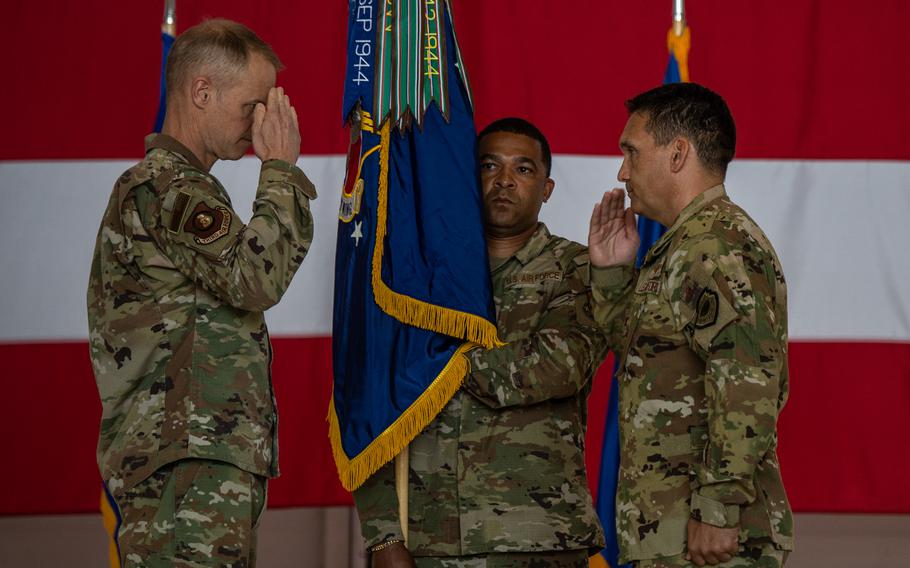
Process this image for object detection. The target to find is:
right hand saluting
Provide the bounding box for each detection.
[588,188,640,267]
[252,86,301,165]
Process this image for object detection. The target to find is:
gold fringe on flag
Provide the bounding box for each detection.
[370,120,504,349]
[328,116,506,491]
[327,342,473,491]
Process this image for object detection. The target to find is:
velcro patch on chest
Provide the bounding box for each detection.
[504,271,563,287]
[184,202,232,245]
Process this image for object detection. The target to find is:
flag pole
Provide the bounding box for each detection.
[673,0,686,36]
[154,0,176,133]
[162,0,176,36]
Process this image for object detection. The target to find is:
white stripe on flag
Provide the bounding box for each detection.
[1,156,907,342]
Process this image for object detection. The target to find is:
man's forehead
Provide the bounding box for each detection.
[479,131,543,162]
[620,112,652,144]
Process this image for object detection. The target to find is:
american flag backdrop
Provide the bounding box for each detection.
[1,1,908,517]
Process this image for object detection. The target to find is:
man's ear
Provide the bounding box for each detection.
[669,137,690,173]
[543,178,555,203]
[190,76,213,109]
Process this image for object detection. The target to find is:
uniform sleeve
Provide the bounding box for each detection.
[671,235,786,528]
[461,262,609,409]
[351,461,405,549]
[589,264,635,350]
[145,159,316,312]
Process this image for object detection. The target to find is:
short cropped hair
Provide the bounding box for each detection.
[478,117,552,176]
[165,19,283,100]
[625,83,736,175]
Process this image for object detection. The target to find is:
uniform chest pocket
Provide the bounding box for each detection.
[496,280,559,340]
[622,259,678,358]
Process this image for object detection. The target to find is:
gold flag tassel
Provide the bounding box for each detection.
[370,121,504,350]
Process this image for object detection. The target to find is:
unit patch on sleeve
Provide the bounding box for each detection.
[183,202,232,245]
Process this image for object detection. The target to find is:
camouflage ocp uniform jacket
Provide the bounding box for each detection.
[87,134,316,496]
[353,224,608,557]
[591,185,793,563]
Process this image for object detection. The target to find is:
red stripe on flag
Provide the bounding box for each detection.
[583,341,910,512]
[0,338,351,516]
[2,339,908,514]
[778,341,910,513]
[3,2,908,160]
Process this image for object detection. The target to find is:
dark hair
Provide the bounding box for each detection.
[478,117,552,176]
[625,82,736,175]
[166,19,283,100]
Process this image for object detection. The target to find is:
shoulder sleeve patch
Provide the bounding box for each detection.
[183,202,232,244]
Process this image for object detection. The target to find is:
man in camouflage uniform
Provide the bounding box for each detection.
[587,83,793,567]
[354,118,609,568]
[87,20,316,567]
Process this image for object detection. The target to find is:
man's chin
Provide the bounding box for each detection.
[220,149,247,162]
[225,141,252,161]
[483,212,516,231]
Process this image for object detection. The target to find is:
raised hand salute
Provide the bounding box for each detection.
[588,187,639,268]
[253,86,301,165]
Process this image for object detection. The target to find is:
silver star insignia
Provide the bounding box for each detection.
[351,221,363,247]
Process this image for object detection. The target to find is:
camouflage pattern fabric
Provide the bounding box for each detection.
[591,185,793,563]
[115,458,266,567]
[354,224,608,557]
[633,540,787,568]
[88,134,316,498]
[413,549,590,567]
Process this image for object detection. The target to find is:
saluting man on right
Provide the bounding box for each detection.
[588,82,794,568]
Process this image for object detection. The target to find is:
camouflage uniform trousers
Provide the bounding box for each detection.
[115,459,267,567]
[411,550,590,567]
[633,540,788,568]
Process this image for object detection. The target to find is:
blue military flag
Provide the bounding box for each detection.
[592,21,691,568]
[330,0,500,491]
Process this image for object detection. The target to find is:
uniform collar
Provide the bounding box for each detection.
[642,184,727,265]
[502,223,551,267]
[144,133,208,172]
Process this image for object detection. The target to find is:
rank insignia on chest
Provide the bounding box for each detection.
[184,202,231,245]
[694,289,719,329]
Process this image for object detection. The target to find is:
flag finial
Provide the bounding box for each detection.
[162,0,176,37]
[673,0,685,36]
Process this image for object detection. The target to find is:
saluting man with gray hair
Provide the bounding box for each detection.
[88,19,316,566]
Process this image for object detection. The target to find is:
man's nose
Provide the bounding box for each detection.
[495,170,516,188]
[617,159,630,183]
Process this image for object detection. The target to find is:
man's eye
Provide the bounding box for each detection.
[517,166,532,174]
[481,162,496,170]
